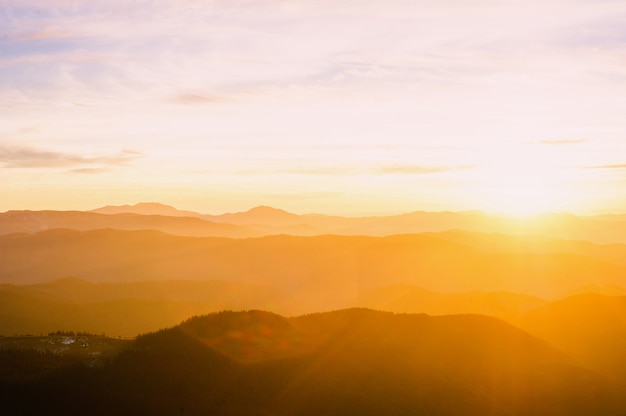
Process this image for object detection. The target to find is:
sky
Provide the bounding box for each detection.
[1,0,626,216]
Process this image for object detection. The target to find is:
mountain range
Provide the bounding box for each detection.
[2,229,624,299]
[1,202,625,243]
[3,201,626,414]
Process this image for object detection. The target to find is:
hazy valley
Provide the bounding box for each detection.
[2,203,626,415]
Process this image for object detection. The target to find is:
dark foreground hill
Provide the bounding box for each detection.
[1,309,623,416]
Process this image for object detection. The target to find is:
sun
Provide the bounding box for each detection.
[473,171,574,216]
[463,144,585,217]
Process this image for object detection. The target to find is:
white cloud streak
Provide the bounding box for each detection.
[0,145,140,168]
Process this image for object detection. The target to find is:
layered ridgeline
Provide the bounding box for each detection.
[1,309,624,416]
[1,228,624,299]
[2,202,626,410]
[0,276,550,337]
[1,202,626,242]
[2,229,625,293]
[1,227,625,336]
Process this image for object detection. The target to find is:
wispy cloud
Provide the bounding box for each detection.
[69,168,109,174]
[0,145,140,168]
[589,164,626,169]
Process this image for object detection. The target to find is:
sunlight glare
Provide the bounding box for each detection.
[466,144,584,216]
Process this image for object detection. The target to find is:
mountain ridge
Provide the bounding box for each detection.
[3,202,626,243]
[2,229,624,300]
[2,308,623,416]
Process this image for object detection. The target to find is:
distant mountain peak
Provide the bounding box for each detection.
[246,205,293,215]
[91,202,203,218]
[94,202,177,211]
[132,202,175,209]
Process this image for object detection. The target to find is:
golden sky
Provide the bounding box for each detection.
[1,0,625,216]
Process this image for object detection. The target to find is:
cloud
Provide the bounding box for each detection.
[379,165,472,175]
[4,0,626,112]
[0,145,140,168]
[589,164,626,169]
[69,168,109,174]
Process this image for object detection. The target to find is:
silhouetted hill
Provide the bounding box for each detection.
[522,293,626,385]
[179,310,317,362]
[1,309,622,415]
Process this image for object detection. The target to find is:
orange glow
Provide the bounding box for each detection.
[2,2,626,414]
[460,143,591,216]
